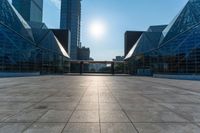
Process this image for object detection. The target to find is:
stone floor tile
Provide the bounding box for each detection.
[0,110,18,122]
[0,123,31,133]
[38,110,72,122]
[0,102,34,111]
[43,97,79,103]
[63,123,100,133]
[5,109,46,122]
[126,111,188,123]
[23,123,65,133]
[101,123,137,133]
[100,111,130,122]
[100,103,122,110]
[135,123,200,133]
[177,112,200,122]
[33,102,77,111]
[99,97,117,103]
[121,103,166,111]
[69,111,99,122]
[1,75,200,132]
[76,103,98,111]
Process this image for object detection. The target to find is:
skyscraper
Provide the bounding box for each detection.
[60,0,81,60]
[12,0,43,23]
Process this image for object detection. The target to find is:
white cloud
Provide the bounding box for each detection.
[49,0,61,9]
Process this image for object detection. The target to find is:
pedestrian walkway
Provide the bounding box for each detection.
[0,76,200,133]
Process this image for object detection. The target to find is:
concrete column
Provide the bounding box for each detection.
[80,61,83,75]
[111,62,115,75]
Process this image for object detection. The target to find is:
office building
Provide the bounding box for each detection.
[60,0,81,60]
[12,0,43,22]
[77,46,90,72]
[78,47,90,60]
[0,0,69,73]
[113,56,124,61]
[125,0,200,75]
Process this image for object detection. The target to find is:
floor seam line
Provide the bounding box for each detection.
[60,85,90,133]
[104,82,140,133]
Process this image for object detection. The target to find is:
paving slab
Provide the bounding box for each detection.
[0,123,31,133]
[23,123,65,133]
[76,103,99,111]
[5,109,46,123]
[100,110,130,122]
[101,123,137,133]
[37,110,72,123]
[126,111,188,123]
[135,123,200,133]
[0,75,200,132]
[63,123,100,133]
[69,111,99,122]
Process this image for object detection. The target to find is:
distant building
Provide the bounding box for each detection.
[51,29,71,54]
[77,46,90,72]
[89,57,94,61]
[89,64,107,72]
[124,31,143,56]
[12,0,43,23]
[113,56,124,61]
[78,47,90,60]
[60,0,81,60]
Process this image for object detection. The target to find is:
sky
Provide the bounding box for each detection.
[9,0,189,61]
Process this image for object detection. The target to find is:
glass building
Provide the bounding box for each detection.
[0,0,70,73]
[60,0,81,60]
[125,0,200,75]
[12,0,43,23]
[124,31,143,57]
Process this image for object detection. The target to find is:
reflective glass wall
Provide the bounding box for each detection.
[125,0,200,75]
[127,24,200,75]
[0,0,70,74]
[0,24,69,73]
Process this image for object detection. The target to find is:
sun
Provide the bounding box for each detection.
[89,20,106,39]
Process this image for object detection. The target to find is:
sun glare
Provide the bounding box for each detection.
[89,20,106,39]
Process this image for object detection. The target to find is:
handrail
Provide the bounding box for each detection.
[69,60,125,64]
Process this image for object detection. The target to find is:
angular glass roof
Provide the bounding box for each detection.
[31,25,70,58]
[29,22,50,44]
[54,35,70,58]
[148,25,167,32]
[125,36,141,60]
[160,0,200,45]
[0,0,34,41]
[134,32,162,55]
[0,24,34,64]
[29,21,70,58]
[10,4,31,30]
[125,25,166,60]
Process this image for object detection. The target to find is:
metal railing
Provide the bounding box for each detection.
[69,60,126,74]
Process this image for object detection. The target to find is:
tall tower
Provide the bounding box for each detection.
[12,0,43,23]
[60,0,81,60]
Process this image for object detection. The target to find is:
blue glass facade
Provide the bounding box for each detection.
[0,0,69,73]
[12,0,43,23]
[125,0,200,75]
[60,0,81,60]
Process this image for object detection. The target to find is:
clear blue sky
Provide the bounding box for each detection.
[10,0,189,61]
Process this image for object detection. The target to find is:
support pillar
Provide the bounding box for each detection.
[111,62,115,75]
[80,61,83,75]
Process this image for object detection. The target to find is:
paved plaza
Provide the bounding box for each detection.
[0,75,200,132]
